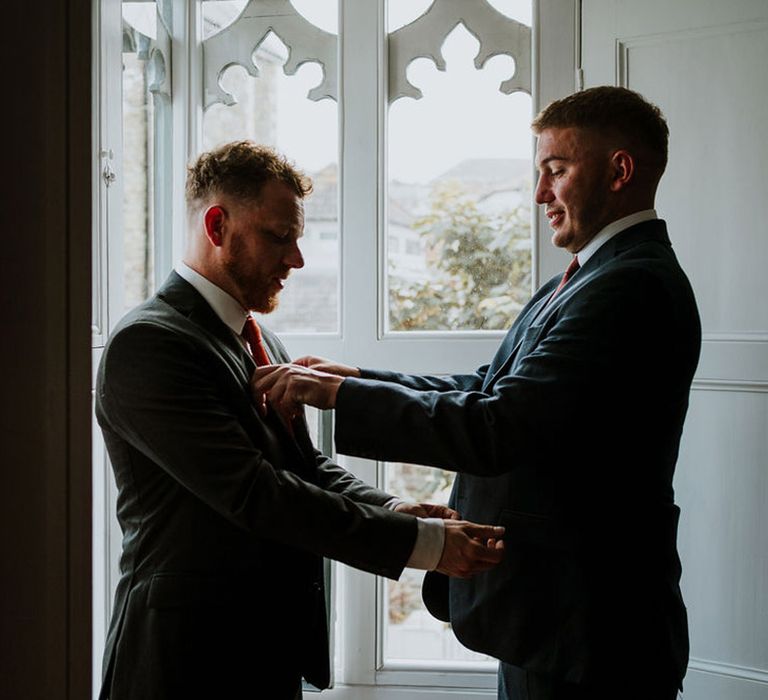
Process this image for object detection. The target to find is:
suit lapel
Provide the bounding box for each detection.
[157,273,316,474]
[481,220,671,392]
[528,220,672,327]
[258,324,319,466]
[482,280,558,391]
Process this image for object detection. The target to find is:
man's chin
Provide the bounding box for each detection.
[251,294,279,315]
[551,229,571,250]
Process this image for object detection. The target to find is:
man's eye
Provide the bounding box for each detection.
[551,169,564,177]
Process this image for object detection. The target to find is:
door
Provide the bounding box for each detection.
[581,2,768,698]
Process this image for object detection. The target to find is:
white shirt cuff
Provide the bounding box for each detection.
[406,517,445,570]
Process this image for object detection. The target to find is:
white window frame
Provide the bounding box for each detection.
[92,1,579,697]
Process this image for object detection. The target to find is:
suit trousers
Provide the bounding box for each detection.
[498,663,680,700]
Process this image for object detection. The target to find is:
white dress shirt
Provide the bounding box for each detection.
[175,263,445,570]
[576,209,658,266]
[176,262,253,340]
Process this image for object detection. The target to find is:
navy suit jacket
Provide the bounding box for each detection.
[96,273,417,699]
[335,220,700,684]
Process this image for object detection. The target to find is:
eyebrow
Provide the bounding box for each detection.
[538,155,570,167]
[535,156,572,173]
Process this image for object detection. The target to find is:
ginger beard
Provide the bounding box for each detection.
[224,232,288,314]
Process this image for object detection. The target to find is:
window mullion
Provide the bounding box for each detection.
[339,0,385,365]
[332,0,386,688]
[170,0,203,268]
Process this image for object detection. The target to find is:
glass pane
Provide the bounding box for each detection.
[387,3,533,332]
[383,462,493,663]
[122,4,157,312]
[202,0,247,39]
[202,2,339,334]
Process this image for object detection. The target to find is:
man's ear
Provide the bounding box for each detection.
[203,205,226,247]
[609,150,635,192]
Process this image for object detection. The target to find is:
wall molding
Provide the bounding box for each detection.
[616,19,768,87]
[702,332,768,344]
[691,379,768,393]
[689,657,768,684]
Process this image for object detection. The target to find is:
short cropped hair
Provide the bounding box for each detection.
[532,86,669,175]
[185,141,313,211]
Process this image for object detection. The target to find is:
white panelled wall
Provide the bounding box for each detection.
[582,1,768,698]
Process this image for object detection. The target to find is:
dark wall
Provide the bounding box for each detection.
[0,2,92,698]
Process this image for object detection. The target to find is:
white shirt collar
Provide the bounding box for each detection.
[175,262,249,336]
[576,209,658,266]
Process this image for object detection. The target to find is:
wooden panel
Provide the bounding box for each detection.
[582,2,768,697]
[677,388,768,674]
[618,23,768,337]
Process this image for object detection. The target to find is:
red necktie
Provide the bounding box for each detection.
[550,256,580,302]
[242,316,271,366]
[243,316,298,434]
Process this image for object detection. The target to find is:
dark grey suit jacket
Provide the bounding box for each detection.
[334,220,700,685]
[96,272,416,699]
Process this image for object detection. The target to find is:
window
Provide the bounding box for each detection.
[384,463,492,665]
[387,0,533,333]
[93,1,576,696]
[202,0,340,334]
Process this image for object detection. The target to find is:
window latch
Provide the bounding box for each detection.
[100,148,116,187]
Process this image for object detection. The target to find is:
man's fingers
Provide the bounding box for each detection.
[435,521,506,578]
[251,364,285,393]
[469,538,505,564]
[453,561,499,578]
[255,391,267,417]
[421,504,460,520]
[464,524,505,541]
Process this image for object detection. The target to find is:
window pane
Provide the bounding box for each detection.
[202,2,339,333]
[384,462,492,663]
[122,5,158,312]
[387,2,533,332]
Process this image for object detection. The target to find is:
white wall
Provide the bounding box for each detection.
[582,1,768,697]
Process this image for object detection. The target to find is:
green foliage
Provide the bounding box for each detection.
[389,181,531,331]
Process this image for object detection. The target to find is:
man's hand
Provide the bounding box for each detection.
[394,502,461,520]
[294,355,361,378]
[251,363,343,423]
[436,521,505,578]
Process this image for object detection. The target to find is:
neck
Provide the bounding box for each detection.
[182,256,245,309]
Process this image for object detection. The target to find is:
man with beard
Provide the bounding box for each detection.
[253,88,701,699]
[95,141,505,700]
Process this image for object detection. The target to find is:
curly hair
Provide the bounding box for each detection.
[532,86,669,176]
[185,141,313,210]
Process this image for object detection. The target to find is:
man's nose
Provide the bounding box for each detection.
[285,240,304,269]
[534,176,553,205]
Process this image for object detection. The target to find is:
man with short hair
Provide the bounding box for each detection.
[253,87,701,699]
[96,141,505,700]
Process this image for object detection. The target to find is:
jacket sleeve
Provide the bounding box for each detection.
[98,320,416,579]
[262,326,405,507]
[334,265,683,476]
[359,367,488,393]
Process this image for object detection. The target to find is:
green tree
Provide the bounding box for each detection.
[389,181,531,331]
